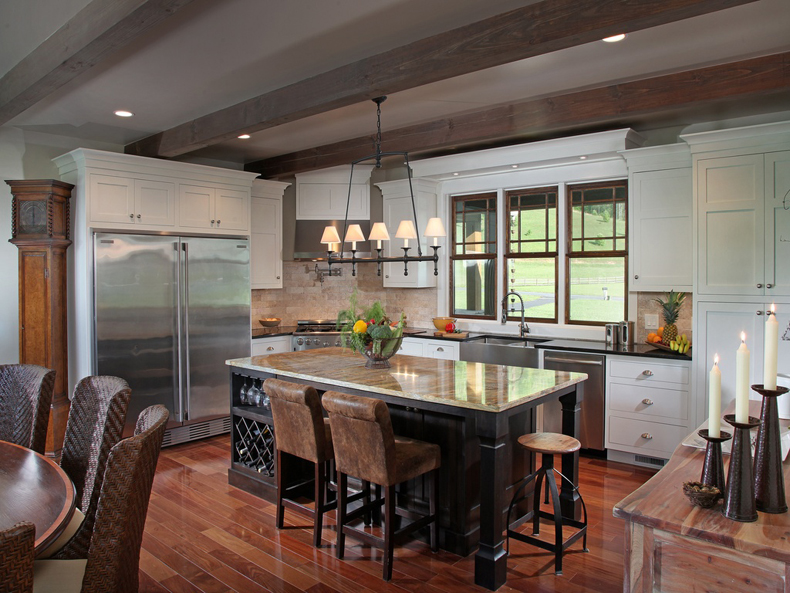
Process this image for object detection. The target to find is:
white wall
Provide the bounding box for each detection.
[0,127,121,364]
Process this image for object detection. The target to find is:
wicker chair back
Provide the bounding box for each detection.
[0,365,56,454]
[0,522,35,593]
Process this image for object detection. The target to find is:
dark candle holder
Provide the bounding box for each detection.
[698,429,732,495]
[722,414,760,522]
[752,384,790,514]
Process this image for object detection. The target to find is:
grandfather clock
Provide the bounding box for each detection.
[7,179,73,456]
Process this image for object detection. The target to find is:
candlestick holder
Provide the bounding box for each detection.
[752,384,790,514]
[698,429,732,495]
[722,414,760,522]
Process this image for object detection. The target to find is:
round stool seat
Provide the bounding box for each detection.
[517,432,580,455]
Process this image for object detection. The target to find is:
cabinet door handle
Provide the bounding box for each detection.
[642,399,654,405]
[757,310,764,316]
[217,220,221,225]
[211,219,215,224]
[641,433,653,440]
[642,370,654,377]
[136,214,141,219]
[757,283,763,288]
[276,276,280,280]
[767,283,774,289]
[634,274,639,279]
[266,346,274,351]
[129,213,134,219]
[436,347,444,352]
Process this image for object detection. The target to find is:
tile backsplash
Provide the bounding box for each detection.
[251,262,438,328]
[635,291,693,343]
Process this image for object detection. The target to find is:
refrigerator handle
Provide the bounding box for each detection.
[183,241,191,422]
[174,241,183,422]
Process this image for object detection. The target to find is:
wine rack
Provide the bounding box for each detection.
[233,416,275,476]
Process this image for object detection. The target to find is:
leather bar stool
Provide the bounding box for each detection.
[506,432,588,575]
[265,378,344,547]
[322,391,440,581]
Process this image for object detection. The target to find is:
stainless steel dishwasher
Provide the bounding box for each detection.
[542,350,605,452]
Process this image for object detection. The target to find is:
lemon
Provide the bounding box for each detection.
[353,320,368,333]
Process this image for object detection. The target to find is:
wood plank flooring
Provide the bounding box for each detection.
[140,435,656,593]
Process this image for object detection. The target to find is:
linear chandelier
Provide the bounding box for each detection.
[320,96,445,277]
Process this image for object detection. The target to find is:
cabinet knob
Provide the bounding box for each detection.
[267,346,274,351]
[641,433,653,440]
[757,283,763,288]
[276,276,280,280]
[634,274,639,279]
[385,275,389,279]
[129,213,134,219]
[642,370,654,377]
[642,398,654,405]
[217,220,221,225]
[136,214,141,219]
[757,310,764,315]
[211,219,215,224]
[767,283,774,289]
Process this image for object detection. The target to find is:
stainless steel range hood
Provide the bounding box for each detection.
[293,219,372,260]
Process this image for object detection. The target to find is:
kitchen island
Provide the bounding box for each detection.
[227,348,586,590]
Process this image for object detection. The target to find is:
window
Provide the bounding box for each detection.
[505,187,558,323]
[566,180,628,324]
[449,180,628,326]
[451,193,497,319]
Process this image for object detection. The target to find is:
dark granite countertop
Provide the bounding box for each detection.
[536,339,693,361]
[251,326,298,339]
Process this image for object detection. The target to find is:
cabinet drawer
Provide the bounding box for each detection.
[426,342,457,360]
[609,359,689,385]
[251,336,291,356]
[609,382,688,421]
[608,416,688,457]
[398,339,424,357]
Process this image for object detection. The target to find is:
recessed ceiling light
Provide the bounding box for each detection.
[511,165,519,169]
[602,34,626,43]
[114,110,134,117]
[579,156,588,160]
[238,134,251,139]
[453,172,460,176]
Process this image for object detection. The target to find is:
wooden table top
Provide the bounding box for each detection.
[614,437,790,564]
[0,440,76,553]
[227,348,587,413]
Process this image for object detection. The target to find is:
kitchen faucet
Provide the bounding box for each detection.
[502,290,529,337]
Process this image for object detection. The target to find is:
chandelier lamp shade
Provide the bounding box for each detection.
[319,96,445,278]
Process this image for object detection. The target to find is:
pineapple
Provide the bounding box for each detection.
[655,291,686,345]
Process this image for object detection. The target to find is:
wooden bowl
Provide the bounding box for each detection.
[682,481,721,508]
[432,317,457,331]
[259,318,281,327]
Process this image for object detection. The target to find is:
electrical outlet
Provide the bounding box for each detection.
[645,314,659,330]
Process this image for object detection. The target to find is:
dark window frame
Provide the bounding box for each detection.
[503,186,559,324]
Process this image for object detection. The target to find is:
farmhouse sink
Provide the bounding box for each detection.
[459,335,548,367]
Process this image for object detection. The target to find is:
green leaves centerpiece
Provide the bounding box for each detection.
[337,291,405,366]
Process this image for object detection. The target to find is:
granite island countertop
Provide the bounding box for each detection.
[227,347,586,413]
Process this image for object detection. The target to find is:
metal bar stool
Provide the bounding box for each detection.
[506,433,588,575]
[322,391,440,581]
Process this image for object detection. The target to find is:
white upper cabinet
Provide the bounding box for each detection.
[621,144,692,292]
[376,178,440,288]
[88,174,176,227]
[684,123,790,298]
[179,185,249,231]
[250,179,290,289]
[295,165,373,220]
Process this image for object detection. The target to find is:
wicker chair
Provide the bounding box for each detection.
[0,364,56,454]
[0,522,35,593]
[33,405,169,593]
[50,376,131,559]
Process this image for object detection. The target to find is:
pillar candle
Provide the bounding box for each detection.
[735,332,750,423]
[709,355,721,438]
[764,304,779,390]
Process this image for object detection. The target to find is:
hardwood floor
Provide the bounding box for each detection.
[140,435,656,593]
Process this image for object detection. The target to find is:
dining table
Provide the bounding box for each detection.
[0,440,76,554]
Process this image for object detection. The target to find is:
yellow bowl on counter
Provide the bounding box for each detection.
[259,318,281,327]
[432,317,457,331]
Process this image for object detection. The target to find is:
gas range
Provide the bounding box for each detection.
[291,319,343,351]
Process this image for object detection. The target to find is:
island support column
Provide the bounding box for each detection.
[559,383,583,520]
[474,411,509,591]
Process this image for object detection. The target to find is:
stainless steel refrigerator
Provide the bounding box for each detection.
[93,233,250,439]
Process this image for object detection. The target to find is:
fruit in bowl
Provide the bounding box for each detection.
[259,318,281,327]
[432,317,457,331]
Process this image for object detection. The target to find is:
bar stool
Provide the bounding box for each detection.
[506,432,588,575]
[322,391,440,581]
[265,378,343,547]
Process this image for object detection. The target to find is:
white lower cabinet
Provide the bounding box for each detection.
[606,355,692,461]
[397,337,459,360]
[251,335,291,356]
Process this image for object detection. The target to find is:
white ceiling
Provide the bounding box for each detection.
[2,0,789,168]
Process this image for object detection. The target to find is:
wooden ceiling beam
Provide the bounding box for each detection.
[124,0,757,158]
[246,52,790,178]
[0,0,200,126]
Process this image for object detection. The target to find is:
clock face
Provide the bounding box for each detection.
[19,200,47,235]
